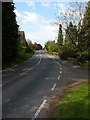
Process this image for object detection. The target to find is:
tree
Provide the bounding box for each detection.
[65,22,78,48]
[64,2,90,61]
[81,1,90,51]
[57,24,63,46]
[55,2,86,27]
[45,41,58,53]
[2,2,19,62]
[82,1,90,26]
[58,22,78,59]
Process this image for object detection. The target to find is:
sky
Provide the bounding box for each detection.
[14,0,88,47]
[14,1,68,47]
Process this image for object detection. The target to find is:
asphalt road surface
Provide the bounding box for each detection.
[2,50,88,118]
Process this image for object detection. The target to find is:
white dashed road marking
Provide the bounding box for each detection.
[51,84,56,91]
[33,99,47,119]
[60,71,62,74]
[37,54,41,65]
[58,76,60,80]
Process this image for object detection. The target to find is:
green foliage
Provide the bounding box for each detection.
[45,41,58,54]
[25,47,33,53]
[2,2,19,62]
[74,1,90,62]
[2,3,34,69]
[83,1,90,27]
[76,51,89,62]
[81,1,90,51]
[44,1,90,63]
[77,1,90,52]
[57,24,63,46]
[51,52,58,55]
[18,31,30,56]
[59,45,76,59]
[59,22,79,60]
[3,50,34,69]
[59,52,67,60]
[59,1,90,62]
[65,22,78,48]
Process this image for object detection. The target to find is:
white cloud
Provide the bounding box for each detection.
[14,0,89,2]
[57,3,66,10]
[23,11,38,22]
[15,9,58,47]
[53,2,67,14]
[41,2,51,7]
[15,10,38,24]
[25,1,35,8]
[25,24,58,47]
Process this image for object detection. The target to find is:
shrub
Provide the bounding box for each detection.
[59,52,68,59]
[76,51,89,62]
[52,52,58,55]
[59,45,76,59]
[25,47,33,53]
[45,41,58,54]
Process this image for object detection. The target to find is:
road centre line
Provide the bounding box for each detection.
[60,67,62,70]
[33,99,47,119]
[37,61,41,65]
[58,76,60,80]
[60,71,62,74]
[37,54,41,65]
[51,84,56,91]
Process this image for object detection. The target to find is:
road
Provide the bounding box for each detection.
[2,50,88,118]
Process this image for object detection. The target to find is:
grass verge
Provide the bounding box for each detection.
[47,51,58,55]
[3,51,34,70]
[50,83,89,119]
[46,50,90,70]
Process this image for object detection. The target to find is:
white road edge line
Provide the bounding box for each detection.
[20,72,27,76]
[51,84,56,91]
[58,76,60,80]
[33,99,47,119]
[23,53,41,71]
[2,53,42,86]
[3,53,41,72]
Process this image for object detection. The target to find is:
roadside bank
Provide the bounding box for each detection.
[47,82,89,119]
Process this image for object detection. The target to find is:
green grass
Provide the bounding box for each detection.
[52,83,89,118]
[51,52,58,55]
[47,51,59,55]
[3,51,34,70]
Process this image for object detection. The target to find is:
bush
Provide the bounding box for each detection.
[76,51,89,62]
[59,45,76,59]
[25,47,33,53]
[59,52,68,59]
[52,52,58,55]
[45,41,58,54]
